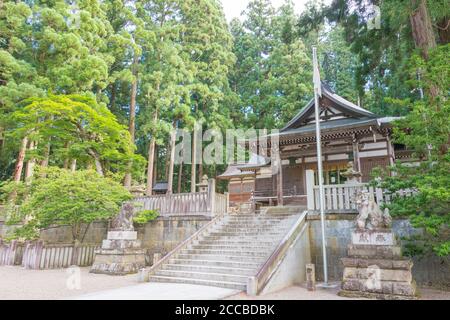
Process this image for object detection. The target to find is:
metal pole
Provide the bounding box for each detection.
[312,46,328,284]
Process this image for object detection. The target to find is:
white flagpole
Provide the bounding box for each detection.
[312,46,328,284]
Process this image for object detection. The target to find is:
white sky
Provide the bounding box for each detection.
[221,0,310,22]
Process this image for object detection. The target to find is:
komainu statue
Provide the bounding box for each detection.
[355,191,392,230]
[111,202,135,231]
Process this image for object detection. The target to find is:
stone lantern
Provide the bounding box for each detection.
[341,161,362,184]
[197,174,209,192]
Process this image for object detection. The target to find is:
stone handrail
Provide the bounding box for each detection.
[140,211,227,281]
[247,210,308,295]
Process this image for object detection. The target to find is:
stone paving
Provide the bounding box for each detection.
[0,266,448,300]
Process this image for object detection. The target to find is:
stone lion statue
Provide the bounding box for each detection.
[111,202,135,231]
[355,191,392,230]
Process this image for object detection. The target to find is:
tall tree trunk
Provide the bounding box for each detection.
[177,163,183,193]
[70,159,77,172]
[87,149,104,176]
[110,82,117,112]
[166,121,177,194]
[436,17,450,44]
[154,144,158,185]
[124,54,139,188]
[164,142,170,180]
[24,140,36,182]
[40,141,50,167]
[410,0,436,60]
[145,109,158,196]
[0,127,4,150]
[191,125,197,193]
[13,137,28,182]
[410,0,439,98]
[146,139,156,196]
[62,141,70,169]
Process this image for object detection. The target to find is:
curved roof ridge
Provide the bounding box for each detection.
[281,83,377,132]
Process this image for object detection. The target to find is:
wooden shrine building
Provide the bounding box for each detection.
[218,83,414,209]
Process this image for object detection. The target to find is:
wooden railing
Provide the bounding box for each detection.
[247,210,308,295]
[214,193,228,215]
[311,183,392,212]
[134,192,210,216]
[133,179,229,217]
[0,240,99,269]
[0,239,23,266]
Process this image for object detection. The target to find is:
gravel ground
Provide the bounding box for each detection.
[0,266,137,300]
[1,266,449,300]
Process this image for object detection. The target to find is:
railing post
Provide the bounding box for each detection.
[306,170,315,211]
[225,192,229,213]
[208,178,216,216]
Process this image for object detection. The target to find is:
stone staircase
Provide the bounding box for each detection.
[147,207,305,291]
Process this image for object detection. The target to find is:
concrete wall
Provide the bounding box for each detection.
[135,216,210,260]
[261,222,311,295]
[308,213,450,290]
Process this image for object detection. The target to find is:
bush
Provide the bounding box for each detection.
[133,209,159,224]
[0,166,132,242]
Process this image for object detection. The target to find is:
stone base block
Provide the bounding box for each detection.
[341,257,412,270]
[102,239,142,250]
[347,244,402,259]
[90,249,146,275]
[341,278,416,296]
[338,289,418,300]
[107,231,137,240]
[343,267,412,282]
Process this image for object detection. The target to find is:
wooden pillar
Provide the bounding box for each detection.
[352,137,361,172]
[306,169,315,211]
[386,135,395,166]
[277,160,284,206]
[240,178,243,203]
[208,178,216,216]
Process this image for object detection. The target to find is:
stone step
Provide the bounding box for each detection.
[213,228,288,234]
[190,244,274,251]
[168,258,261,269]
[199,235,283,242]
[176,253,265,263]
[181,248,269,257]
[223,217,290,222]
[155,269,249,283]
[207,231,285,237]
[194,240,278,247]
[164,263,256,276]
[149,275,246,291]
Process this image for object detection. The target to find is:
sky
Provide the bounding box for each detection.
[221,0,309,22]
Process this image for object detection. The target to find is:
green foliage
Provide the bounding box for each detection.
[1,167,132,241]
[133,209,159,224]
[370,46,449,257]
[8,94,145,178]
[229,0,312,129]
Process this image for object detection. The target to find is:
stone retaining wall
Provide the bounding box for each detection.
[0,214,210,266]
[308,213,450,290]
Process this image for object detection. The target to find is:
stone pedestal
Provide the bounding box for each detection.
[339,229,417,300]
[90,230,145,275]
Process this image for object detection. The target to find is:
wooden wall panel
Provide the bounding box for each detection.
[360,157,390,182]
